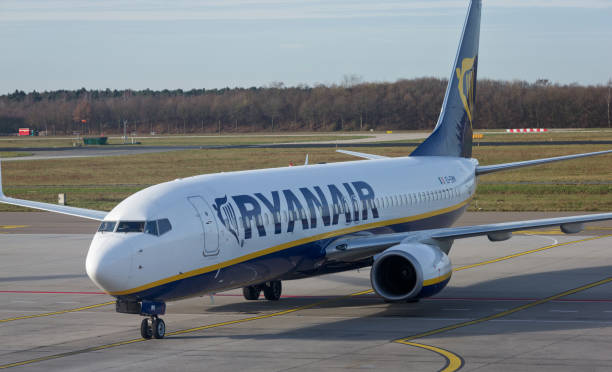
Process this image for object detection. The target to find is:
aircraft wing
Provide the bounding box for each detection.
[325,212,612,263]
[0,161,107,221]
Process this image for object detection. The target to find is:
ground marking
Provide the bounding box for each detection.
[1,234,610,370]
[394,233,612,372]
[394,276,612,343]
[396,341,464,372]
[0,290,371,369]
[0,301,114,323]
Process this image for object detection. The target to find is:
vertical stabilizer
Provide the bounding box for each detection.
[411,0,481,158]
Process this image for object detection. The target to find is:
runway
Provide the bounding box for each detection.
[1,212,612,371]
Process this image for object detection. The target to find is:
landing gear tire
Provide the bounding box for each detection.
[152,317,166,339]
[263,280,282,301]
[140,318,152,339]
[242,286,261,300]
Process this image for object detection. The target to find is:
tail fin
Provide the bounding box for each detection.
[411,0,481,158]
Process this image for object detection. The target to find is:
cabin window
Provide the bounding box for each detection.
[98,221,116,233]
[256,215,263,227]
[264,213,270,225]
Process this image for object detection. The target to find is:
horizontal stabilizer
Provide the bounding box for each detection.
[336,150,389,160]
[476,149,612,175]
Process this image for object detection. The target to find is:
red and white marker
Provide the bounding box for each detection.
[506,128,548,133]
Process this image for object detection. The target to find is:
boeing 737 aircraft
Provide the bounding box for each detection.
[1,0,611,339]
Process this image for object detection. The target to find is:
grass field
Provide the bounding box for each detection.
[0,152,32,158]
[0,143,610,212]
[0,134,372,148]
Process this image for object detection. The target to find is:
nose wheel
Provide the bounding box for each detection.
[140,316,166,339]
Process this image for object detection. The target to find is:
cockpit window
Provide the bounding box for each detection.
[116,221,145,233]
[157,218,172,236]
[107,219,172,236]
[145,221,158,236]
[98,221,116,232]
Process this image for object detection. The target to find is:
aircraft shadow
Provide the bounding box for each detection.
[171,265,612,340]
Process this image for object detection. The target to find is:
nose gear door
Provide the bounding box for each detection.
[187,196,219,256]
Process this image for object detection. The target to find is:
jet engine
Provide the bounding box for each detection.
[370,243,452,302]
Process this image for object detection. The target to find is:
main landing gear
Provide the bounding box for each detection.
[242,280,282,301]
[140,316,166,339]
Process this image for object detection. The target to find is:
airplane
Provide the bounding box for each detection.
[1,0,611,340]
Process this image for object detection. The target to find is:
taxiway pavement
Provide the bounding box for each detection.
[1,212,612,371]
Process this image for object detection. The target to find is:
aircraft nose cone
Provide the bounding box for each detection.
[86,237,132,293]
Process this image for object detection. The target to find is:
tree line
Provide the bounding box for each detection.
[1,78,610,135]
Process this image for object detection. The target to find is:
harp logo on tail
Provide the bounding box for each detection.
[456,56,476,128]
[212,195,243,247]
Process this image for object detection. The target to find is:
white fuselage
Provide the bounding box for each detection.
[85,156,477,301]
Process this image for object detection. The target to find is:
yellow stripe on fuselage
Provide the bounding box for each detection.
[108,198,471,296]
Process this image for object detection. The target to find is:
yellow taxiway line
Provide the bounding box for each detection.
[395,341,464,372]
[0,301,114,323]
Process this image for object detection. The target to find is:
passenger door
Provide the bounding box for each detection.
[187,196,219,256]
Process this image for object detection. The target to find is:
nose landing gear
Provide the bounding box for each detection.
[140,316,166,339]
[116,300,167,339]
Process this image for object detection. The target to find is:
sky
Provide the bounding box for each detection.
[1,0,611,94]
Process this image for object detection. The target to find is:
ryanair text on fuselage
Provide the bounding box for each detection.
[213,181,379,242]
